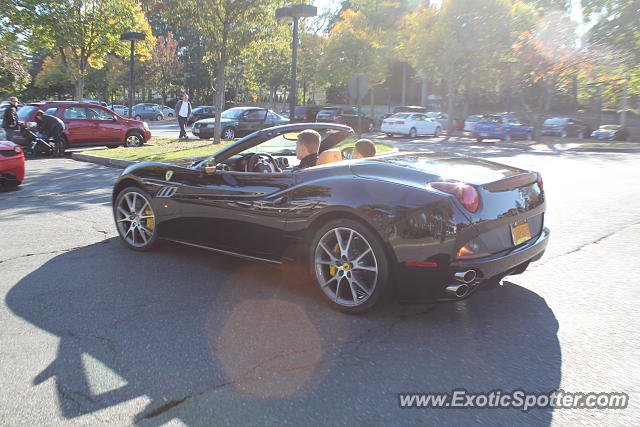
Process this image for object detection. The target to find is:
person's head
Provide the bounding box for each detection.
[9,96,18,105]
[182,94,189,101]
[34,110,45,122]
[353,139,376,159]
[296,129,321,160]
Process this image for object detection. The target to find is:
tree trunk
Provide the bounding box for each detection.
[75,76,85,101]
[421,74,428,108]
[213,61,226,144]
[269,87,276,110]
[446,73,456,137]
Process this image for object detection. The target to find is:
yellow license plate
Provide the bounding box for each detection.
[511,221,532,245]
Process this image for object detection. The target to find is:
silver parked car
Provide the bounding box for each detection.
[108,104,129,116]
[132,103,164,121]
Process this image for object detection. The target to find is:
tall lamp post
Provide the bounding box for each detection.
[276,4,317,119]
[120,32,146,118]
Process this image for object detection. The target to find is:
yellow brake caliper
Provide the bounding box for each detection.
[329,243,340,276]
[144,207,155,235]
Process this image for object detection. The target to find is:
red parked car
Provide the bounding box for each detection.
[0,140,25,187]
[13,101,152,150]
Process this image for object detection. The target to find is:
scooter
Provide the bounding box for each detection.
[19,125,56,156]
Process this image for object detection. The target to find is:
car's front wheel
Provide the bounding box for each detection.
[409,127,417,138]
[155,114,163,121]
[434,127,441,137]
[134,115,142,121]
[124,132,144,147]
[311,219,390,313]
[222,127,235,140]
[114,186,158,251]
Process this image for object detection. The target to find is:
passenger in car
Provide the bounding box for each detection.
[353,139,376,159]
[295,129,321,169]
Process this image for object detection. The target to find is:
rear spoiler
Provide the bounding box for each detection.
[482,172,537,192]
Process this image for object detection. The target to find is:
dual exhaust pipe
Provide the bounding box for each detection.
[445,270,477,299]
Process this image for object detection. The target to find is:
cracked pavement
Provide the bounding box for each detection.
[0,151,639,426]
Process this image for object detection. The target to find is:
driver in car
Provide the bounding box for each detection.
[295,129,321,169]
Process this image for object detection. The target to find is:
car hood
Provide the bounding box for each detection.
[351,152,527,186]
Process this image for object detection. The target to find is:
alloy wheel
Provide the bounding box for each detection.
[115,190,156,249]
[314,227,378,308]
[409,128,417,138]
[223,127,235,140]
[125,134,143,147]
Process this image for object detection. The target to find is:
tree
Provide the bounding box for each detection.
[34,56,72,95]
[583,0,640,63]
[9,0,154,100]
[173,0,278,144]
[148,33,184,107]
[0,50,31,96]
[244,30,291,109]
[319,9,388,96]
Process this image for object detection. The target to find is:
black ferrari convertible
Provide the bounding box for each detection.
[112,123,549,313]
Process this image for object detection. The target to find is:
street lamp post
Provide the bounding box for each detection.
[120,32,146,118]
[276,4,317,120]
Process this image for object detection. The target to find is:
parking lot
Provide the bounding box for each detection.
[1,144,638,425]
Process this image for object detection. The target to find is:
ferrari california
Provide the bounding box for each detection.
[112,123,549,313]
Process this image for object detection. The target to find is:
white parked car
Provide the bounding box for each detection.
[425,111,449,128]
[464,114,483,132]
[108,104,129,116]
[380,113,442,138]
[161,106,175,117]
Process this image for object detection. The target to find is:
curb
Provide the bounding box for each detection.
[566,147,640,153]
[72,152,136,169]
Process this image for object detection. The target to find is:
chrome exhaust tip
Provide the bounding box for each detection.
[445,283,470,299]
[455,270,477,284]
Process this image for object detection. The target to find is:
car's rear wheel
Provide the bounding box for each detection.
[386,133,393,137]
[526,131,533,140]
[134,115,142,121]
[577,130,584,139]
[222,127,235,140]
[434,127,441,137]
[114,186,158,251]
[476,138,483,143]
[367,121,374,132]
[124,132,144,148]
[503,132,512,142]
[155,114,162,121]
[409,127,417,138]
[561,130,567,138]
[311,219,390,313]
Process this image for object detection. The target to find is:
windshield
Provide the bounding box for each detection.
[18,105,39,121]
[239,134,298,157]
[221,109,247,119]
[391,113,411,119]
[544,118,568,125]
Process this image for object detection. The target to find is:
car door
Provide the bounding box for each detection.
[506,118,526,138]
[61,106,98,145]
[166,166,296,259]
[237,109,267,135]
[87,106,122,143]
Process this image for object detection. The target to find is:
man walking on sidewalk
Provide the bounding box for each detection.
[175,94,192,140]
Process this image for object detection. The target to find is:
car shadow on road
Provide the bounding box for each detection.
[6,239,561,426]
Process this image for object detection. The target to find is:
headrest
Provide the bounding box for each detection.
[316,149,343,165]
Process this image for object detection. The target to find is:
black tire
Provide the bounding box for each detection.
[168,113,174,117]
[134,115,142,121]
[310,219,391,313]
[113,186,159,251]
[561,129,567,138]
[577,130,584,139]
[503,132,511,142]
[222,127,235,140]
[107,145,120,149]
[434,127,441,137]
[409,127,417,138]
[526,132,533,140]
[476,138,483,143]
[386,133,393,138]
[366,121,374,133]
[124,132,144,148]
[155,114,163,121]
[198,136,208,140]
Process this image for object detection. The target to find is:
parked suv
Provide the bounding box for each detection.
[188,105,216,125]
[14,101,151,150]
[316,106,375,133]
[542,117,591,138]
[292,105,323,122]
[132,103,163,121]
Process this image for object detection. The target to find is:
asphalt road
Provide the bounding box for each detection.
[1,144,639,426]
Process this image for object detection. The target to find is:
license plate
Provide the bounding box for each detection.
[481,133,488,136]
[511,221,532,245]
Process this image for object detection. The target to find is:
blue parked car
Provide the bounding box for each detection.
[472,114,534,143]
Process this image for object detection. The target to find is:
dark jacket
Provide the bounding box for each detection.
[38,114,65,136]
[2,104,19,130]
[174,100,192,118]
[296,153,318,169]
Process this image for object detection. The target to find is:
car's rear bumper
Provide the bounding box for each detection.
[451,227,549,280]
[380,124,408,134]
[472,129,507,138]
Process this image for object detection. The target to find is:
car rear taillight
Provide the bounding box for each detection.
[429,181,480,213]
[396,121,405,125]
[333,115,340,120]
[13,146,22,154]
[495,125,504,130]
[536,172,543,190]
[303,114,308,120]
